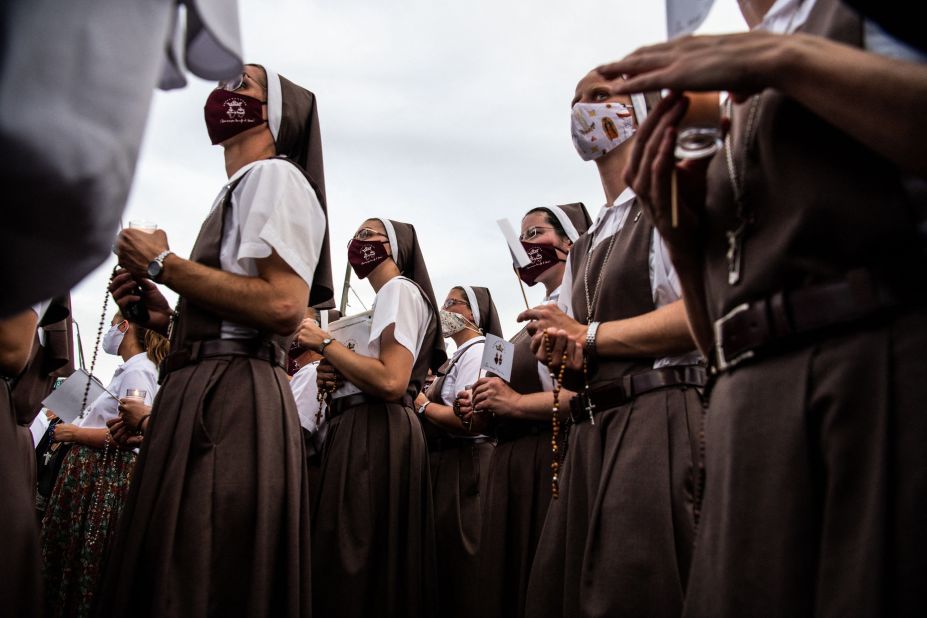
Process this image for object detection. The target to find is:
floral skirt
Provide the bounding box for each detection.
[41,444,136,618]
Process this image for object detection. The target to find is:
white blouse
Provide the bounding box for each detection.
[438,337,485,406]
[79,352,159,429]
[367,277,431,362]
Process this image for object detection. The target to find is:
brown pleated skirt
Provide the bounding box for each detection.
[479,425,553,618]
[684,309,927,617]
[0,381,43,617]
[312,401,437,618]
[429,439,494,618]
[525,385,704,618]
[94,356,312,618]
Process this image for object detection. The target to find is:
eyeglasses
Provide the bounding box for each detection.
[442,298,470,310]
[519,225,556,241]
[349,228,388,244]
[216,72,266,92]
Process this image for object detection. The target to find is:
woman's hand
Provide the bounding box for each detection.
[118,398,151,432]
[316,359,343,393]
[530,328,584,371]
[517,304,586,340]
[454,389,474,419]
[106,417,143,449]
[296,317,331,352]
[596,31,788,101]
[115,228,170,279]
[52,423,80,443]
[471,377,522,418]
[109,269,173,334]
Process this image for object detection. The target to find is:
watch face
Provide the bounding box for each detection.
[147,261,161,279]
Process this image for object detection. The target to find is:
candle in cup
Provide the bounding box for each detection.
[675,91,723,160]
[128,220,158,234]
[124,388,147,402]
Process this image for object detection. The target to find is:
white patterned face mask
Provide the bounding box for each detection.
[439,310,480,338]
[571,101,636,161]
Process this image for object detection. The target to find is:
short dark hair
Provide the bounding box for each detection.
[525,208,569,241]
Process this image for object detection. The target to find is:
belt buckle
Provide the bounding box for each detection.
[714,303,755,372]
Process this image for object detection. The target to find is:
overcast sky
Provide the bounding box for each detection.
[72,0,747,382]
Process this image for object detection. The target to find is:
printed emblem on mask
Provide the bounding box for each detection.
[527,245,545,264]
[603,117,619,140]
[224,98,246,120]
[361,245,376,262]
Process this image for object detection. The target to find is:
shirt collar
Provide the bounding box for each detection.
[545,285,562,304]
[227,159,262,184]
[452,336,484,361]
[588,186,637,236]
[113,352,150,376]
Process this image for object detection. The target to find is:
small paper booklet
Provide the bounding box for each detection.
[480,333,515,383]
[328,310,374,398]
[41,368,115,423]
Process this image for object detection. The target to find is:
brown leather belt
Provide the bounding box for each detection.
[159,338,286,381]
[713,269,902,372]
[569,365,706,425]
[327,392,413,419]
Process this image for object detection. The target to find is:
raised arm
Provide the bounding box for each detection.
[599,31,927,175]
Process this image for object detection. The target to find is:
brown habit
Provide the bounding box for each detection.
[94,170,311,618]
[525,203,704,618]
[422,286,500,618]
[685,1,927,615]
[478,326,552,618]
[312,220,445,618]
[95,69,324,618]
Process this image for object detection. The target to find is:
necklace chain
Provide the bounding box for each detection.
[583,205,631,322]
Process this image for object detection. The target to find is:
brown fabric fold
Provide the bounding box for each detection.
[0,381,44,617]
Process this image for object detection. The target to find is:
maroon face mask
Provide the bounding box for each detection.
[204,89,267,145]
[348,239,390,279]
[518,242,565,286]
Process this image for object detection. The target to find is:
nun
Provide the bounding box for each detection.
[298,218,445,618]
[521,70,706,618]
[413,285,502,618]
[468,203,591,618]
[102,63,332,617]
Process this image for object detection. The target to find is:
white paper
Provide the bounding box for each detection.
[497,219,531,268]
[480,333,514,383]
[328,310,374,398]
[666,0,715,39]
[41,368,114,423]
[319,309,330,331]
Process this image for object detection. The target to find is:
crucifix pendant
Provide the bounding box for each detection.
[726,224,745,285]
[585,395,596,425]
[43,451,53,466]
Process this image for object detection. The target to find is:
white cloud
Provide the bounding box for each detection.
[71,0,746,379]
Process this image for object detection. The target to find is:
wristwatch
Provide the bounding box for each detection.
[417,401,431,416]
[147,250,173,282]
[318,337,334,355]
[585,321,600,357]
